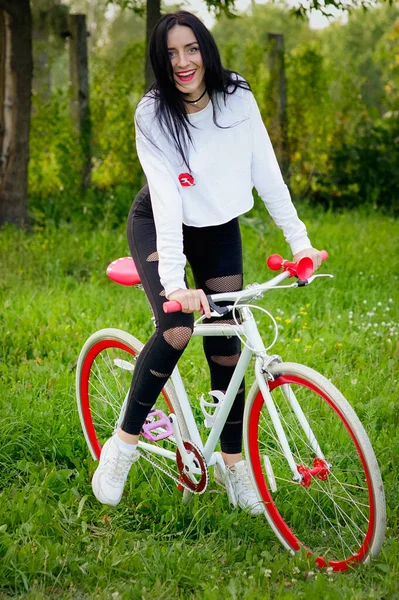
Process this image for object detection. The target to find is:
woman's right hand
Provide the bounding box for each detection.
[168,289,211,319]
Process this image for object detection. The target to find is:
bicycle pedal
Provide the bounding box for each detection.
[141,410,173,441]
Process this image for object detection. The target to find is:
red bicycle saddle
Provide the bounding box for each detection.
[106,257,141,286]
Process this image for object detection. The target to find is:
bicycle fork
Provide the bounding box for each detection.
[255,360,302,484]
[256,359,329,487]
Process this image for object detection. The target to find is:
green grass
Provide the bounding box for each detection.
[0,205,398,599]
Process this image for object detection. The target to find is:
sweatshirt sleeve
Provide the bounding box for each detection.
[135,111,187,298]
[249,94,311,255]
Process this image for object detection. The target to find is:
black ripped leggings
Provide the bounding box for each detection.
[122,186,244,454]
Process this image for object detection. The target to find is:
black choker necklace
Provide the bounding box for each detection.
[184,89,207,106]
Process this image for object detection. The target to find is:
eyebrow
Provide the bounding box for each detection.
[167,42,198,50]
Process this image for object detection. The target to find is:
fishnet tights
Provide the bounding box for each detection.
[205,274,243,293]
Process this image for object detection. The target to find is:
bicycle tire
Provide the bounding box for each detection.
[76,328,190,492]
[243,361,386,571]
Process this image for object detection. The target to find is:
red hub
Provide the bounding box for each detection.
[297,458,329,487]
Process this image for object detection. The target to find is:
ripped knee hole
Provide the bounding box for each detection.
[210,354,240,367]
[163,326,192,351]
[205,274,243,293]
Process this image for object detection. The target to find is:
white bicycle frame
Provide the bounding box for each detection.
[120,268,330,484]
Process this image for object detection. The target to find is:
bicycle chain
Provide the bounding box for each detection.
[138,443,209,495]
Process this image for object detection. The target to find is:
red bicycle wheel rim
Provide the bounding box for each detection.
[79,338,172,460]
[248,374,376,571]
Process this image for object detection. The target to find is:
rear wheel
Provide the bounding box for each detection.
[244,362,386,571]
[76,328,189,493]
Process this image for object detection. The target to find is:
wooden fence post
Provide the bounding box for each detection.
[267,33,290,185]
[68,13,91,189]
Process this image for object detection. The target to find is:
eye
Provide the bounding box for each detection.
[168,50,177,58]
[188,46,199,53]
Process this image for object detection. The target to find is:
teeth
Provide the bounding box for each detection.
[178,70,195,78]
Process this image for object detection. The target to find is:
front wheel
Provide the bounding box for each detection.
[244,362,386,571]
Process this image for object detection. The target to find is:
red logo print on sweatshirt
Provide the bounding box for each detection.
[178,173,195,187]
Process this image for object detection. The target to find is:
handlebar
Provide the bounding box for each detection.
[163,250,328,314]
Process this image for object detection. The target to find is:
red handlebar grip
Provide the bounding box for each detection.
[163,300,182,313]
[320,250,328,262]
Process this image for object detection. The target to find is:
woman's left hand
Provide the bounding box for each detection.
[293,248,322,270]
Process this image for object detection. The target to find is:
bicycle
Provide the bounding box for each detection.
[76,251,386,572]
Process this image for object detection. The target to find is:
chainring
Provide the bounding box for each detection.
[176,441,208,494]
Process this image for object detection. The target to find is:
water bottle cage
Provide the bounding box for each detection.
[200,390,225,428]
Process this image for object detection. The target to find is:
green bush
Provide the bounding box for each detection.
[28,41,145,226]
[312,114,399,213]
[29,90,83,199]
[90,41,145,189]
[285,42,334,199]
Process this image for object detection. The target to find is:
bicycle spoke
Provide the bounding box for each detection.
[258,424,287,460]
[311,476,366,543]
[280,386,320,453]
[277,388,322,458]
[274,396,305,463]
[96,353,123,408]
[330,476,347,559]
[324,472,369,520]
[90,406,117,429]
[302,485,355,556]
[329,469,370,495]
[91,384,118,425]
[91,365,121,413]
[105,349,131,399]
[89,380,121,421]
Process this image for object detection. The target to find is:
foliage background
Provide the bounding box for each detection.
[29,1,399,225]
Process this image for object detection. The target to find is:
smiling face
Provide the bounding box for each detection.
[167,25,205,99]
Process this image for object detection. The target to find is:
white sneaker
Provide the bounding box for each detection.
[92,436,140,506]
[214,460,263,515]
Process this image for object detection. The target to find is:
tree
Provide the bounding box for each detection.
[0,0,32,227]
[288,0,394,18]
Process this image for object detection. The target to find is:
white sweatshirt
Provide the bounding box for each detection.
[135,83,311,298]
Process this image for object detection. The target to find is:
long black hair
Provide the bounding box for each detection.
[141,10,251,171]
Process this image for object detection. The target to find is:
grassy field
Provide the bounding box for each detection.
[0,205,398,599]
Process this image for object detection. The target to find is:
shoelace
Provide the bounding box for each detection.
[109,450,133,483]
[230,465,257,497]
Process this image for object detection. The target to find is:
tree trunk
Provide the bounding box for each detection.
[0,0,32,227]
[0,10,5,158]
[68,13,91,189]
[145,0,161,92]
[267,33,290,186]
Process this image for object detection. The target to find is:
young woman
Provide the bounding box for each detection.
[92,10,322,513]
